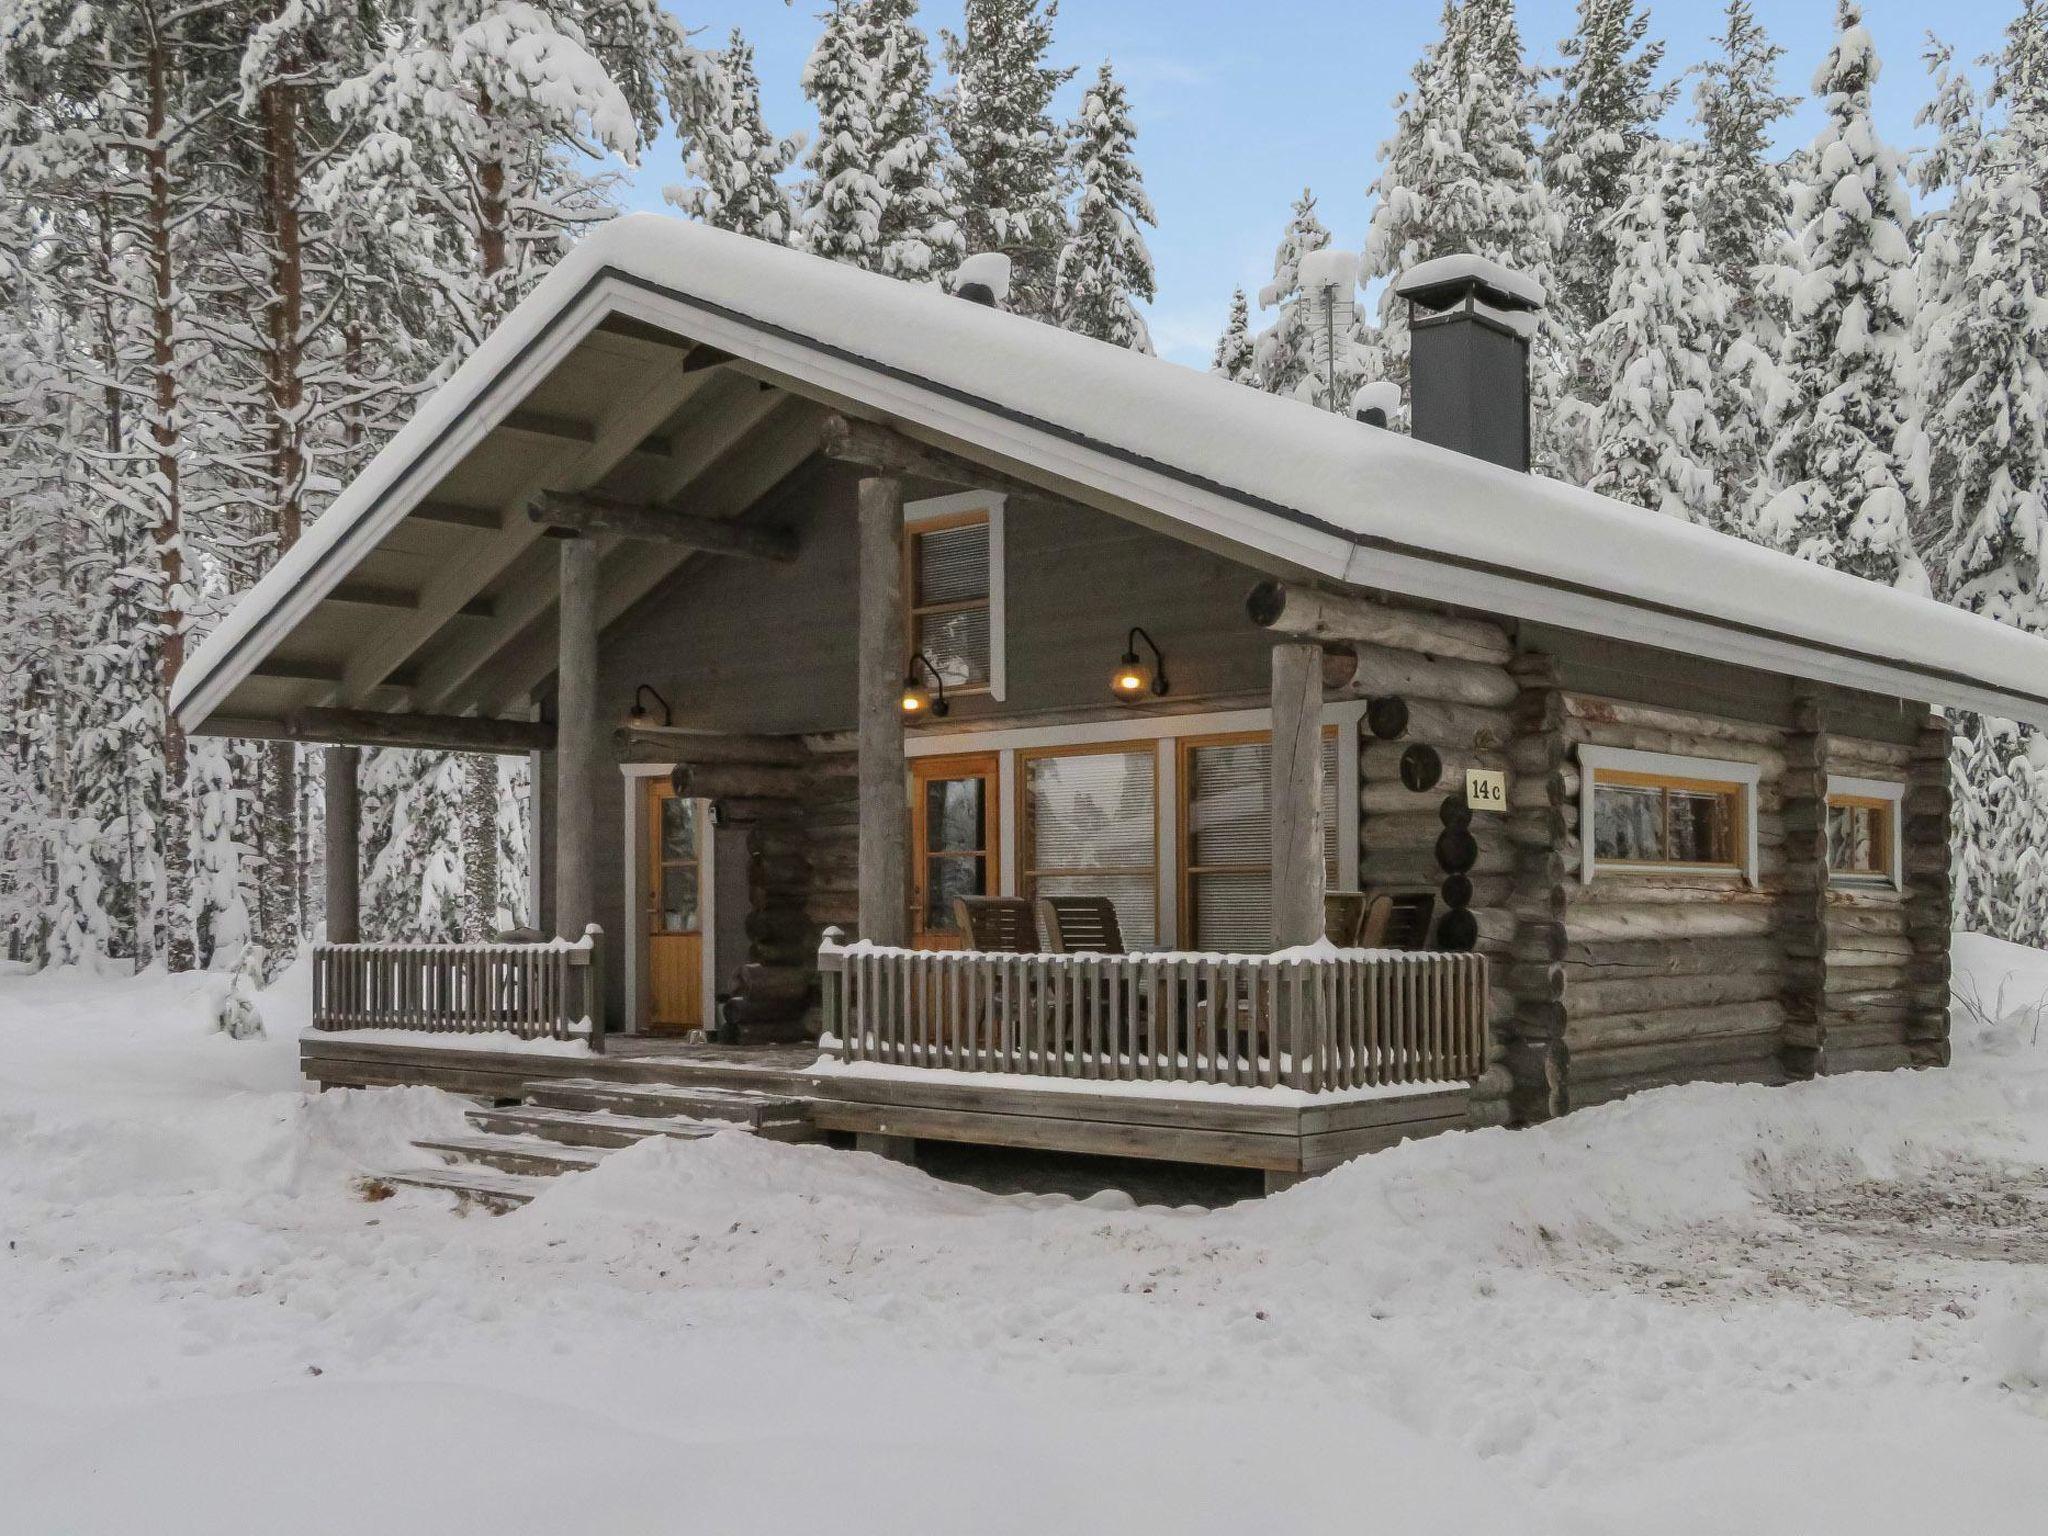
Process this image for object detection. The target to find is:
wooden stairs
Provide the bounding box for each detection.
[382,1076,820,1211]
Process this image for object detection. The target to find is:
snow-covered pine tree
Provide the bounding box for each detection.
[1055,62,1156,351]
[1691,0,1796,534]
[940,0,1074,319]
[799,2,883,266]
[1253,190,1333,400]
[671,29,800,243]
[1362,0,1570,469]
[1756,1,1923,589]
[1587,139,1723,521]
[862,0,964,282]
[1212,288,1259,386]
[1542,0,1671,340]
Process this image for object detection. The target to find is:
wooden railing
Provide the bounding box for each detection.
[817,930,1487,1091]
[311,925,605,1049]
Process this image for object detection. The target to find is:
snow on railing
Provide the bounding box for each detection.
[311,925,605,1050]
[816,930,1487,1092]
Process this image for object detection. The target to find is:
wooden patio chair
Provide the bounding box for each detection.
[1379,890,1438,951]
[1323,892,1368,946]
[1358,893,1395,949]
[952,896,1041,954]
[1036,895,1126,955]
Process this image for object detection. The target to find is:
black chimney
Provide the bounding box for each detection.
[1392,255,1543,472]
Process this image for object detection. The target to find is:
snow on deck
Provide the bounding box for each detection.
[4,937,2048,1531]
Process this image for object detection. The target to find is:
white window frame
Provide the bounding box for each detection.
[906,700,1366,949]
[1578,744,1761,889]
[904,490,1006,703]
[1825,774,1905,890]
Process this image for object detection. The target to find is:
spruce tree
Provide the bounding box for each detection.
[1756,1,1922,589]
[799,2,883,266]
[1212,288,1259,386]
[671,30,800,243]
[940,0,1073,318]
[1692,0,1795,532]
[1055,62,1156,351]
[1542,0,1671,339]
[1253,190,1333,400]
[1587,140,1723,521]
[863,0,964,282]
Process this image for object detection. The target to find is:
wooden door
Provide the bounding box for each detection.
[646,780,706,1030]
[911,753,999,949]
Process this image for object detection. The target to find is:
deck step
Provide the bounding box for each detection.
[465,1104,735,1149]
[412,1133,612,1179]
[379,1164,550,1211]
[521,1077,814,1129]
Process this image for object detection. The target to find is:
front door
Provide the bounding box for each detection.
[911,753,999,949]
[646,780,706,1029]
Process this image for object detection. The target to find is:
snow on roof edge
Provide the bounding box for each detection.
[176,214,2048,732]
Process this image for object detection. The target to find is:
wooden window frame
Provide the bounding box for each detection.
[1578,744,1761,888]
[1177,726,1340,952]
[910,751,1001,947]
[904,492,1005,702]
[1015,738,1160,945]
[1825,774,1904,889]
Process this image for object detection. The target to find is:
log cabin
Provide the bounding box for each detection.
[171,217,2048,1199]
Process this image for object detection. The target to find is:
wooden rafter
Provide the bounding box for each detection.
[818,414,1061,505]
[501,408,596,444]
[283,706,555,756]
[526,490,796,561]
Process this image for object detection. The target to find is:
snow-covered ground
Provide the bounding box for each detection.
[5,939,2048,1535]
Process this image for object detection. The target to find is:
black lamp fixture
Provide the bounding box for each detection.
[624,683,672,729]
[1109,626,1169,703]
[901,652,950,719]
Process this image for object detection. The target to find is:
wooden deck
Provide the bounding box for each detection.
[302,1033,1472,1184]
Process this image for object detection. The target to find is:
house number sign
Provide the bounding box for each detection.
[1464,767,1508,811]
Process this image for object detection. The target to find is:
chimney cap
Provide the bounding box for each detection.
[1393,254,1545,315]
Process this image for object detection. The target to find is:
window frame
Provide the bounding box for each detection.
[1824,774,1904,889]
[1578,744,1761,888]
[1014,738,1161,948]
[1176,726,1341,953]
[903,491,1006,702]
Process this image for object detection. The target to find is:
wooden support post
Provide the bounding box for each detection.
[1270,641,1326,949]
[1780,684,1830,1080]
[322,744,360,944]
[554,534,601,940]
[857,475,909,948]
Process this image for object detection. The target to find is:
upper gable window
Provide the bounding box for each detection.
[905,493,1005,699]
[1579,745,1761,887]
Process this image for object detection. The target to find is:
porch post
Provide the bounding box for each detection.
[1270,640,1326,948]
[322,744,360,944]
[856,473,909,947]
[555,533,601,938]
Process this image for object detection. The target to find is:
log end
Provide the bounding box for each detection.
[1245,580,1288,628]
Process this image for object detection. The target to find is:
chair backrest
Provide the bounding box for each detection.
[1323,891,1368,947]
[952,896,1040,953]
[1036,895,1126,955]
[1357,893,1395,950]
[1380,890,1438,951]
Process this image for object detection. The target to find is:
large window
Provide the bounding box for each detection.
[1580,746,1759,886]
[1018,743,1158,947]
[906,508,994,692]
[1826,775,1903,886]
[1180,730,1341,951]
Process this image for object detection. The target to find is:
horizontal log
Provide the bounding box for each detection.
[1569,967,1782,1019]
[1567,875,1775,907]
[1326,641,1518,708]
[1361,743,1508,782]
[529,490,797,561]
[283,707,553,756]
[1566,903,1777,941]
[1567,1016,1788,1074]
[614,726,812,766]
[1563,694,1784,746]
[1565,717,1787,774]
[1565,934,1782,979]
[671,762,814,800]
[818,414,1062,505]
[1824,736,1914,770]
[1245,581,1514,665]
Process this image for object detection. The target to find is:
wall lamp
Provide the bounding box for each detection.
[624,683,672,729]
[901,652,950,719]
[1110,627,1169,703]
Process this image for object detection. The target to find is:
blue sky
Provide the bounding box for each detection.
[622,1,2017,366]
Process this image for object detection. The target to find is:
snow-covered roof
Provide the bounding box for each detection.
[175,214,2048,731]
